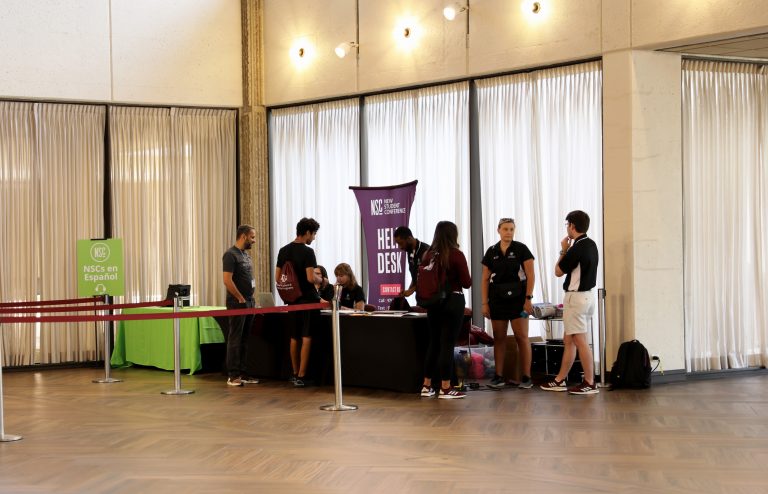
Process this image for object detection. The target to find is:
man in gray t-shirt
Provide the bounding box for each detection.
[222,225,257,387]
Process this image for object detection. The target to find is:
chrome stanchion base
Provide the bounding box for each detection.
[596,383,611,388]
[319,404,358,411]
[161,389,194,395]
[92,377,123,383]
[0,433,22,442]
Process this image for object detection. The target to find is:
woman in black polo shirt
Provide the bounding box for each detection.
[481,218,536,389]
[314,265,334,301]
[333,263,366,310]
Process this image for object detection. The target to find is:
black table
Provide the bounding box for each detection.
[245,312,434,393]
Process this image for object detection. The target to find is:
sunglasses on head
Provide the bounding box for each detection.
[498,218,515,227]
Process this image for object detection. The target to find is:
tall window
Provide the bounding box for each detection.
[0,102,105,365]
[476,62,604,340]
[682,60,768,371]
[269,99,361,292]
[110,107,237,307]
[365,82,470,300]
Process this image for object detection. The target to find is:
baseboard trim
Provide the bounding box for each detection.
[4,360,103,373]
[651,366,767,384]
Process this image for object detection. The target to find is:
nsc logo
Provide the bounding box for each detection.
[370,199,383,216]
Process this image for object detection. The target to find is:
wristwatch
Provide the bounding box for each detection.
[525,295,533,300]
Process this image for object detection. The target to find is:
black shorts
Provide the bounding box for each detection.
[289,296,319,339]
[488,294,526,321]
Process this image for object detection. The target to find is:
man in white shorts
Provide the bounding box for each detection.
[540,210,600,395]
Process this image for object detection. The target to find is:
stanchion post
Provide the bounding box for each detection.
[162,294,194,395]
[597,288,609,388]
[0,326,23,442]
[93,294,122,384]
[320,285,357,412]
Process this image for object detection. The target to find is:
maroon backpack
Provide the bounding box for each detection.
[276,261,302,303]
[416,250,448,307]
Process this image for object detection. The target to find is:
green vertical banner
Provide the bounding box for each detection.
[77,239,125,297]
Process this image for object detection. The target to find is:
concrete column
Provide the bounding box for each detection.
[602,50,685,371]
[240,0,271,292]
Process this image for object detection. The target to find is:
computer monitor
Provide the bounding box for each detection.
[165,284,191,306]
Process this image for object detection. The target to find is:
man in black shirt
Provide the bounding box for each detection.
[276,218,322,387]
[222,225,258,387]
[393,226,430,298]
[540,210,600,395]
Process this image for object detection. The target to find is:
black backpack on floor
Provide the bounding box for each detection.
[610,340,652,389]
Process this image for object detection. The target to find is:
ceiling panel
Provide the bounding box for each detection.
[662,32,768,60]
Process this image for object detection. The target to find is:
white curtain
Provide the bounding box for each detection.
[36,103,106,363]
[110,107,236,307]
[476,62,604,341]
[682,60,768,371]
[269,99,361,294]
[173,108,237,307]
[0,102,38,365]
[0,102,106,365]
[365,82,470,300]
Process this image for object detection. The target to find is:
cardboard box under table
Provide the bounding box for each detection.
[111,306,225,374]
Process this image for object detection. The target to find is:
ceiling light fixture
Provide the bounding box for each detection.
[443,3,469,21]
[335,41,359,59]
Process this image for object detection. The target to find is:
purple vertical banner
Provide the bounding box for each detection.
[351,180,418,310]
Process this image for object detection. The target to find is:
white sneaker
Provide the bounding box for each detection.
[420,386,435,398]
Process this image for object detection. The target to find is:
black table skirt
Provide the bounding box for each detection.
[243,312,438,393]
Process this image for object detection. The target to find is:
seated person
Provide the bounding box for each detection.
[314,265,334,301]
[334,263,366,310]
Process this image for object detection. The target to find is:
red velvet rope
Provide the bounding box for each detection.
[0,299,173,314]
[0,303,328,324]
[0,295,106,308]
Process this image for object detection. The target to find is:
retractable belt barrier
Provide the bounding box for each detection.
[0,296,333,442]
[0,302,326,324]
[0,299,173,314]
[0,295,106,308]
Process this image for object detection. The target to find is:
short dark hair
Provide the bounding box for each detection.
[565,210,590,234]
[393,226,413,239]
[236,224,255,238]
[315,265,328,279]
[296,217,320,236]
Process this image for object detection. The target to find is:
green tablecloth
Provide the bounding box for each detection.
[110,306,225,374]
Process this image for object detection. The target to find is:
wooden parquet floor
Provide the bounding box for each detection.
[0,367,767,494]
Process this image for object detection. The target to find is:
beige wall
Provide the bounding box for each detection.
[0,0,243,107]
[632,0,768,48]
[263,0,768,105]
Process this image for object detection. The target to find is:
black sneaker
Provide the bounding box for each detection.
[294,378,306,388]
[240,376,260,385]
[518,376,533,389]
[487,375,506,390]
